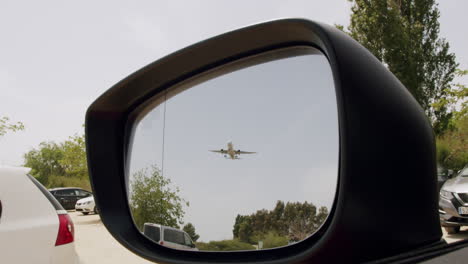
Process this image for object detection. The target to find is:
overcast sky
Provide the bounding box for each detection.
[1,1,466,166]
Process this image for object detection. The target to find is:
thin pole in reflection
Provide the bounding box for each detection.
[161,91,167,177]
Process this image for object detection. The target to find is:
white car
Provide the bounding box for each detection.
[75,195,98,215]
[143,223,198,251]
[0,167,80,264]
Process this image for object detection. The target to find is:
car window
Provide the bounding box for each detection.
[143,225,160,242]
[184,234,192,246]
[164,229,185,245]
[56,189,76,196]
[460,167,468,177]
[76,190,90,196]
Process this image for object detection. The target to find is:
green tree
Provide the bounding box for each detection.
[345,0,458,135]
[233,201,329,244]
[23,134,90,190]
[24,141,66,184]
[60,134,87,179]
[0,116,24,137]
[437,115,468,171]
[195,239,255,251]
[434,69,467,170]
[232,214,244,238]
[183,223,200,242]
[283,202,329,242]
[261,231,289,249]
[238,217,254,244]
[129,165,187,230]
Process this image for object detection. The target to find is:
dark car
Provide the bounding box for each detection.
[439,164,468,234]
[48,187,92,210]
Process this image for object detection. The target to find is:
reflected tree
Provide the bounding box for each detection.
[129,165,188,230]
[233,200,328,245]
[183,223,200,242]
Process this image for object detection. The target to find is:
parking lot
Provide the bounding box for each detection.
[71,211,152,264]
[71,211,468,263]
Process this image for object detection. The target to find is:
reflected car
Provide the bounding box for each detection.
[75,195,98,215]
[0,167,79,263]
[143,223,198,251]
[439,164,468,234]
[49,187,92,210]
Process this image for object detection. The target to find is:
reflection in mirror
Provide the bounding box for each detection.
[127,47,338,251]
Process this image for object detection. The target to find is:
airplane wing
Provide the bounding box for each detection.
[210,150,228,154]
[237,150,256,154]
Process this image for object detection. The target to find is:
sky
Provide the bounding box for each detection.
[129,51,338,242]
[1,1,466,166]
[1,0,467,245]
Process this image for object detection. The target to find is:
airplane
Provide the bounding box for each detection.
[209,141,256,160]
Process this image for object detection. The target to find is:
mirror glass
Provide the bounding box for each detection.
[127,47,339,251]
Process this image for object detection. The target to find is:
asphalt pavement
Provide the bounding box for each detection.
[71,211,152,264]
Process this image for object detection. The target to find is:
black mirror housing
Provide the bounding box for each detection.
[85,19,441,263]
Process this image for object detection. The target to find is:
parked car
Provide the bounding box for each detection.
[0,166,79,263]
[49,187,92,210]
[439,164,468,234]
[143,223,198,251]
[75,195,98,215]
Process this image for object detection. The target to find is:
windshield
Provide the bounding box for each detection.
[459,167,468,177]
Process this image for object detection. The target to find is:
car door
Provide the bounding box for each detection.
[52,190,67,209]
[183,233,195,250]
[70,189,83,207]
[58,189,76,210]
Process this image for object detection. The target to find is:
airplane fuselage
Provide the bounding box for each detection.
[226,142,237,159]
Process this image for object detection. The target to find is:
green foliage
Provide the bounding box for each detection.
[195,239,255,251]
[47,174,91,190]
[23,134,89,189]
[437,115,468,171]
[24,141,66,184]
[0,116,24,137]
[233,201,329,244]
[60,135,87,178]
[129,165,187,231]
[432,69,468,132]
[261,232,289,249]
[345,0,458,135]
[435,69,467,170]
[183,223,200,242]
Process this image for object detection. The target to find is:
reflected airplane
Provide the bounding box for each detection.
[209,141,256,160]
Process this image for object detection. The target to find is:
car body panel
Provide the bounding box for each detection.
[0,167,79,264]
[51,243,80,264]
[441,176,468,193]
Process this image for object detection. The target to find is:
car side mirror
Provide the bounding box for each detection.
[448,169,454,178]
[85,19,440,263]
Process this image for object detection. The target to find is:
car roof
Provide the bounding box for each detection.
[0,166,31,175]
[144,223,184,232]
